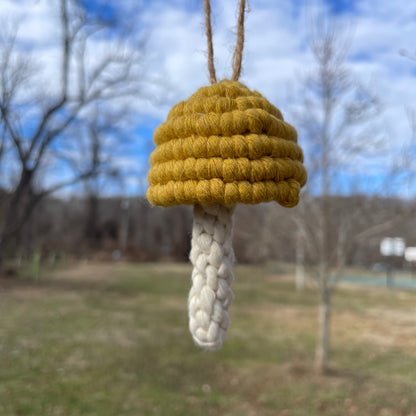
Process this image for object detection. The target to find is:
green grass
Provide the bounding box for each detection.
[1,262,416,415]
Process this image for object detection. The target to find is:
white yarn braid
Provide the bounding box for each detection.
[188,204,236,350]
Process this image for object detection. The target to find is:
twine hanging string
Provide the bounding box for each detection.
[231,0,246,81]
[203,0,217,84]
[203,0,247,84]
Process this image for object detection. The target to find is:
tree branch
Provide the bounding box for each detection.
[40,168,99,197]
[28,0,72,154]
[0,105,25,162]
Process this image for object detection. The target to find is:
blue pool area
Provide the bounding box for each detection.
[340,275,416,289]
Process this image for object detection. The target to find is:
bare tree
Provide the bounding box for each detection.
[394,52,416,241]
[293,14,381,373]
[0,0,143,264]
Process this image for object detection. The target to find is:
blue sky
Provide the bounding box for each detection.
[0,0,415,197]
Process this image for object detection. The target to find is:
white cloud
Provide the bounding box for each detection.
[0,0,415,195]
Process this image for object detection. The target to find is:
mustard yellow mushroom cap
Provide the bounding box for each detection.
[147,80,307,207]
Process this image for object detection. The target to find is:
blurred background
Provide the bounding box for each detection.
[1,0,416,415]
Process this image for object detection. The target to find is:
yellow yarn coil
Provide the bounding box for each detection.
[147,80,307,207]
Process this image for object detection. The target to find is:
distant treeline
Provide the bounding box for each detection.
[7,194,414,267]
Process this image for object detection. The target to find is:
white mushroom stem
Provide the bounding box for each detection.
[188,204,236,350]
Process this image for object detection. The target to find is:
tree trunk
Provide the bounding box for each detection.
[0,168,34,266]
[315,284,331,374]
[295,230,305,290]
[84,193,100,248]
[119,199,130,254]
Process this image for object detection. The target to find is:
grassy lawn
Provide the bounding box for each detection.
[1,262,416,416]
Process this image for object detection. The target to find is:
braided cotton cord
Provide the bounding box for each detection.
[146,83,306,351]
[188,204,235,350]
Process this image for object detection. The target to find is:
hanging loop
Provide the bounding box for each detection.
[203,0,247,83]
[204,0,217,84]
[231,0,246,81]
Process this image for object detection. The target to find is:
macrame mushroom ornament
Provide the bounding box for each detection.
[147,0,307,350]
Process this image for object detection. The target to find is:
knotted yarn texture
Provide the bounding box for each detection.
[189,204,235,350]
[147,80,307,208]
[147,80,307,350]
